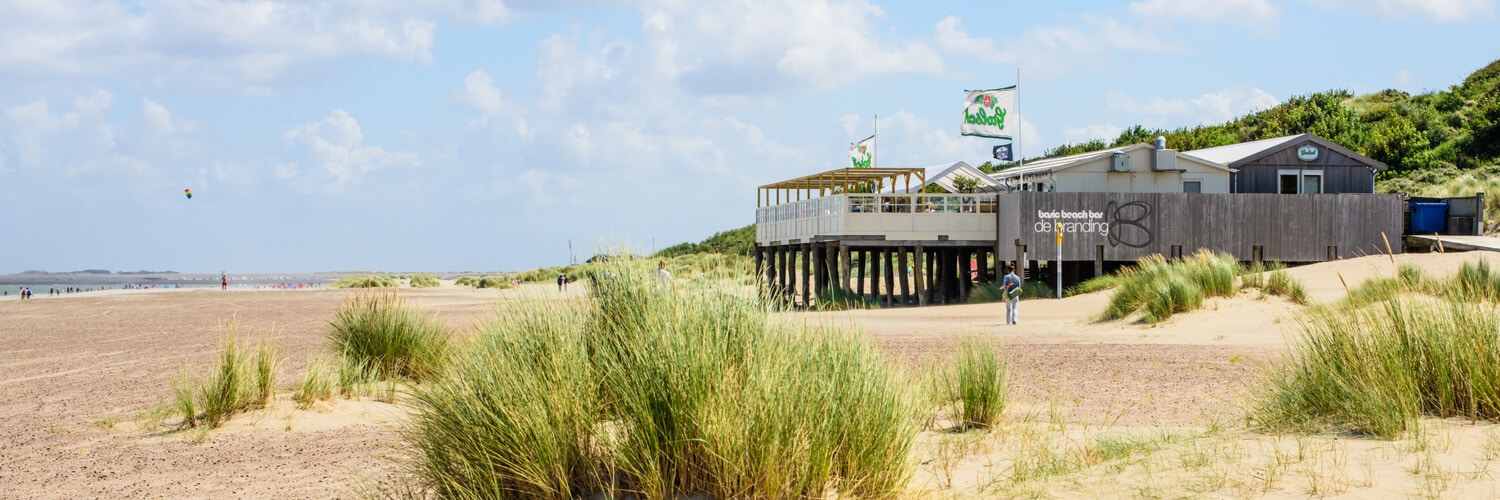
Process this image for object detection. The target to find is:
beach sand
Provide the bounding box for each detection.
[2,252,1498,497]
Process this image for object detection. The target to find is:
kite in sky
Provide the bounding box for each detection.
[184,188,192,199]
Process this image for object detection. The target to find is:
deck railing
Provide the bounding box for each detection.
[756,194,996,244]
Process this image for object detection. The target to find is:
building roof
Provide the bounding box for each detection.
[758,167,926,191]
[989,143,1231,182]
[1185,133,1390,171]
[923,161,1003,193]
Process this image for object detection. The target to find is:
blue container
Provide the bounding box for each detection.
[1410,202,1449,234]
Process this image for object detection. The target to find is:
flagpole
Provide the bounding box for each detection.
[1016,67,1023,170]
[873,114,878,169]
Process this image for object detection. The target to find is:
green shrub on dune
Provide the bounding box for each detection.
[1104,251,1290,323]
[332,275,399,288]
[401,258,918,498]
[327,291,449,383]
[407,274,440,288]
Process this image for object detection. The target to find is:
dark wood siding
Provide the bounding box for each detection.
[1235,142,1377,194]
[995,192,1404,262]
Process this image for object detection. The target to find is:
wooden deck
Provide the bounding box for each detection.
[1406,234,1500,253]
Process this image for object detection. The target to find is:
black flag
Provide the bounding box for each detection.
[992,144,1013,161]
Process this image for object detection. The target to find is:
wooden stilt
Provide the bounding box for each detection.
[959,249,972,303]
[915,245,927,306]
[801,244,812,307]
[839,245,851,292]
[897,247,910,305]
[882,248,895,308]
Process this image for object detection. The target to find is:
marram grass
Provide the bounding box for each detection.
[170,320,280,429]
[327,290,450,383]
[1253,260,1500,438]
[935,336,1009,429]
[398,257,920,499]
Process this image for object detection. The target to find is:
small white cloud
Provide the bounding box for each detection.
[1107,86,1279,125]
[281,110,419,189]
[1309,0,1493,21]
[142,98,176,135]
[1395,69,1418,91]
[935,15,1176,76]
[1062,124,1123,145]
[1128,0,1278,23]
[457,70,506,116]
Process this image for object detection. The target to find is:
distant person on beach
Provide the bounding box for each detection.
[657,260,673,288]
[557,273,567,292]
[222,273,228,291]
[1002,264,1022,325]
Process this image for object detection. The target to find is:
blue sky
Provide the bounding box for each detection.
[0,0,1496,273]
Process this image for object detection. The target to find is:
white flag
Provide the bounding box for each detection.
[961,86,1017,139]
[849,134,875,169]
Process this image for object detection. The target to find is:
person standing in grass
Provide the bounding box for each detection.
[1003,264,1022,325]
[557,273,567,293]
[657,260,674,288]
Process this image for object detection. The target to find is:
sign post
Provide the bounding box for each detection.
[1055,224,1063,299]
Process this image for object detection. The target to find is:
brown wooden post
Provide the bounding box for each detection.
[915,245,927,306]
[811,244,824,299]
[959,248,972,303]
[839,245,852,292]
[856,250,867,298]
[780,246,791,301]
[876,246,888,306]
[801,244,812,307]
[897,247,911,305]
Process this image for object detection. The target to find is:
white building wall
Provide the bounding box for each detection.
[1045,149,1231,193]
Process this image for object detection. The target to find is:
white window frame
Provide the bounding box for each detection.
[1302,171,1323,194]
[1277,169,1324,194]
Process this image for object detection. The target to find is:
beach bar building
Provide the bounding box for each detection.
[751,134,1470,308]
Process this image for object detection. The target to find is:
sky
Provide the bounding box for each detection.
[1,0,1497,274]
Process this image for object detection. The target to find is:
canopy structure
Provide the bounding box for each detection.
[757,167,926,207]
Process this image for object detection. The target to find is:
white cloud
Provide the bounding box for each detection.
[1128,0,1277,23]
[142,98,176,136]
[1062,124,1123,145]
[1395,69,1418,91]
[457,70,506,116]
[1309,0,1494,21]
[0,1,513,93]
[1107,86,1280,125]
[281,110,419,189]
[934,15,1175,76]
[640,0,944,94]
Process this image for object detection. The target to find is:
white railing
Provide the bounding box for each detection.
[756,194,997,244]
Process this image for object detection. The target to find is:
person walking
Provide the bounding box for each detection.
[656,260,674,288]
[557,273,567,293]
[221,272,228,291]
[1002,264,1022,325]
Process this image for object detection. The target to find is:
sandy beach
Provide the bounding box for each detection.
[3,251,1500,497]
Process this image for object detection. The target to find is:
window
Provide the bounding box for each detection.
[1278,169,1324,194]
[1302,172,1323,194]
[1279,172,1299,194]
[1183,180,1202,193]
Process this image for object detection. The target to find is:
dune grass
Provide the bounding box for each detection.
[935,337,1008,430]
[816,285,879,310]
[170,322,280,429]
[1254,259,1500,439]
[327,290,450,384]
[332,275,400,288]
[293,357,335,409]
[399,257,919,498]
[1064,275,1118,297]
[970,280,1054,304]
[407,274,440,288]
[1102,251,1239,323]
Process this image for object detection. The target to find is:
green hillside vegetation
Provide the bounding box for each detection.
[654,224,754,258]
[978,59,1500,183]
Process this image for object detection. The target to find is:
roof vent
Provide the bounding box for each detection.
[1111,152,1130,172]
[1155,136,1167,149]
